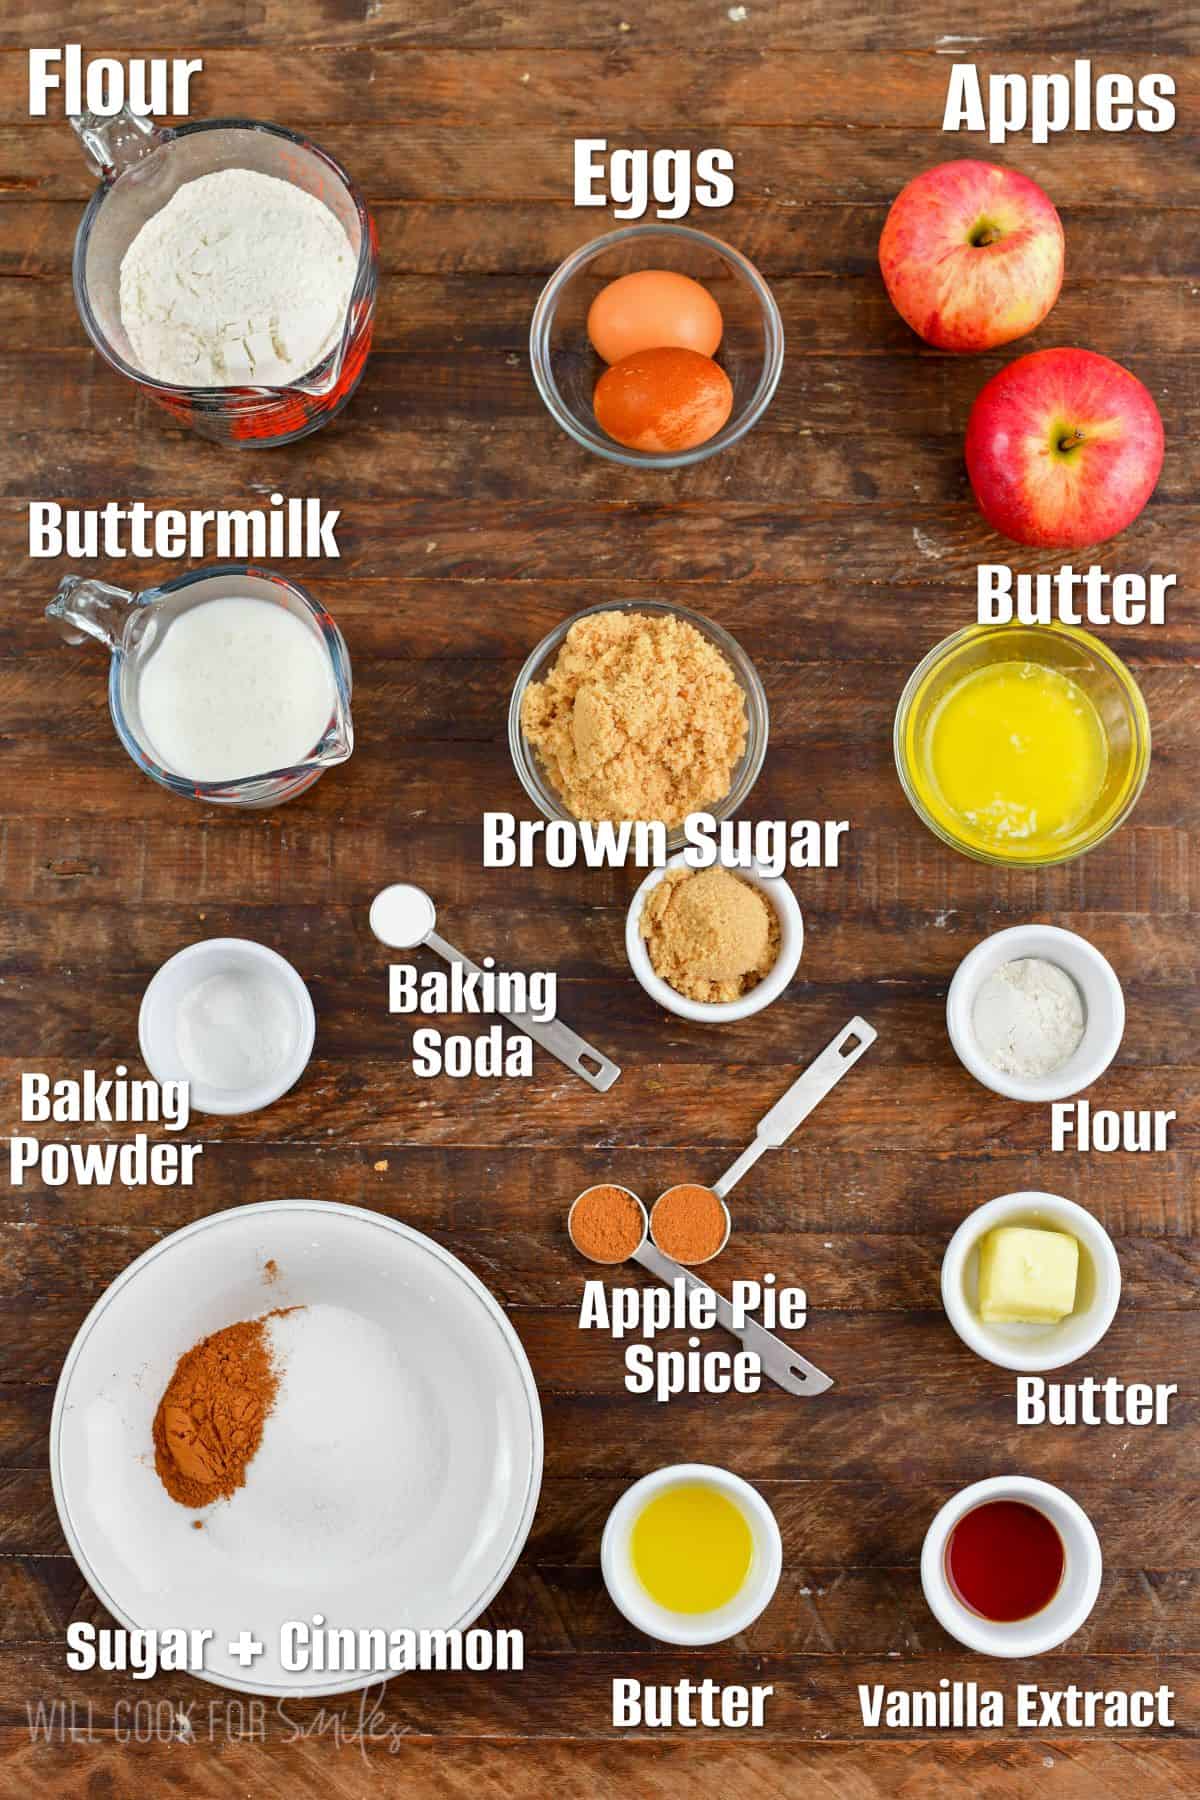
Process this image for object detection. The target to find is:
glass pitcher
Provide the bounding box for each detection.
[47,564,354,807]
[70,109,378,446]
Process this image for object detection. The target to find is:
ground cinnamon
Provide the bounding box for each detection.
[568,1185,646,1263]
[650,1184,729,1265]
[152,1314,282,1509]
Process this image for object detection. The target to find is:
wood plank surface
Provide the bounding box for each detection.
[0,0,1197,1795]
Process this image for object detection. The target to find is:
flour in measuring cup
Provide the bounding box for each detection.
[118,169,356,387]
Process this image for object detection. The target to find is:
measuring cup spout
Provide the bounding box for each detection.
[46,575,138,651]
[70,106,171,183]
[312,698,355,768]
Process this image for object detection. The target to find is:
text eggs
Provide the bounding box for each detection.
[588,269,724,365]
[593,347,734,454]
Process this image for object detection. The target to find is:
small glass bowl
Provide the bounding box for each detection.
[508,600,769,852]
[529,223,784,468]
[894,623,1151,868]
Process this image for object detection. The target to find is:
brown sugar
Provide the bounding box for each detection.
[520,610,747,827]
[641,865,780,1003]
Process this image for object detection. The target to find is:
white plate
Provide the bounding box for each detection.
[51,1201,543,1696]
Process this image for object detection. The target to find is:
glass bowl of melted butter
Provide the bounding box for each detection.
[894,623,1151,867]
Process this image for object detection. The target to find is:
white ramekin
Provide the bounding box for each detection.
[941,1191,1121,1373]
[921,1475,1102,1657]
[601,1463,782,1646]
[626,855,803,1023]
[946,924,1124,1103]
[139,937,316,1116]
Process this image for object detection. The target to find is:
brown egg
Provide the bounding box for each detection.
[587,270,723,365]
[594,347,734,454]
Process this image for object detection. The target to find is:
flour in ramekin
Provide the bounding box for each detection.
[118,168,355,386]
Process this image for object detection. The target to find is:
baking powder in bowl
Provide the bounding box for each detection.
[119,168,355,387]
[175,968,296,1091]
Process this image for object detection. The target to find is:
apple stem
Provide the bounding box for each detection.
[1057,428,1087,453]
[973,227,1002,246]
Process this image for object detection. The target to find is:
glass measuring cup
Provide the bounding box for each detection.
[47,564,354,807]
[70,109,378,446]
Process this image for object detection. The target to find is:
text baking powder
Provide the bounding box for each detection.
[118,168,356,387]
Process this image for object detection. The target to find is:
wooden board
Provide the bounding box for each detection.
[0,3,1196,1795]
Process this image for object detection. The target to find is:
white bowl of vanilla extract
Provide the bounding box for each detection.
[920,1476,1102,1657]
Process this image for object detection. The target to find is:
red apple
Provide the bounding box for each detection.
[965,348,1165,548]
[879,160,1064,351]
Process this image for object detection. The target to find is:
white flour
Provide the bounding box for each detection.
[972,957,1086,1079]
[119,168,356,386]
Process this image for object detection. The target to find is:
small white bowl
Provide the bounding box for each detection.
[946,924,1124,1103]
[941,1191,1121,1372]
[626,855,803,1023]
[139,938,316,1116]
[921,1475,1102,1657]
[601,1463,782,1645]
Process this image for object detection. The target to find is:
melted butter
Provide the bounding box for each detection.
[630,1482,754,1614]
[918,659,1108,859]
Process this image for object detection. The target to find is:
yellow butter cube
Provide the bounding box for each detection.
[977,1225,1079,1324]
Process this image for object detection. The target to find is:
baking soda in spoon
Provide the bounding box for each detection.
[369,885,620,1091]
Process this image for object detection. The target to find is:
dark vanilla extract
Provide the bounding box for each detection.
[945,1499,1065,1623]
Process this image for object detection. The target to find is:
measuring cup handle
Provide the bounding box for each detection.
[70,107,171,181]
[46,576,138,651]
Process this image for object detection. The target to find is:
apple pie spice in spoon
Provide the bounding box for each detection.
[567,1183,832,1399]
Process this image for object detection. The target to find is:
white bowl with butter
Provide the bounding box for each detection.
[946,924,1124,1103]
[601,1463,782,1646]
[941,1192,1121,1372]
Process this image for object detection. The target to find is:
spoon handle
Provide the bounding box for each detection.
[713,1016,877,1198]
[632,1241,833,1397]
[425,931,621,1092]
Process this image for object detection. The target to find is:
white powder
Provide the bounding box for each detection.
[119,168,356,386]
[217,1306,446,1584]
[972,957,1087,1079]
[175,969,296,1091]
[137,595,337,782]
[369,884,436,949]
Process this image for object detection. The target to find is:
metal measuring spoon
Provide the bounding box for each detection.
[370,884,621,1092]
[711,1017,877,1200]
[646,1018,877,1262]
[568,1183,832,1397]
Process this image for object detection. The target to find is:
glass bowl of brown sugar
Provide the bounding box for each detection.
[509,600,769,855]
